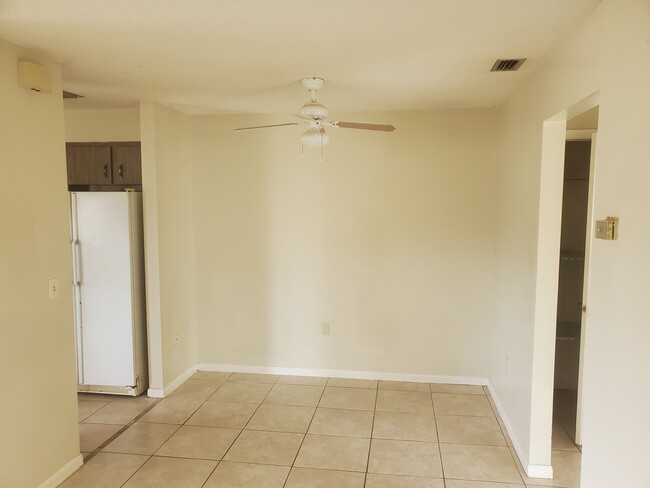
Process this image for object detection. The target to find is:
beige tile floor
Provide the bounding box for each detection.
[62,373,581,487]
[77,392,160,458]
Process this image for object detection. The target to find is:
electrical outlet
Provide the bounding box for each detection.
[49,278,59,300]
[321,322,330,336]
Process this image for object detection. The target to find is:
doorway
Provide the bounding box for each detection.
[552,106,599,451]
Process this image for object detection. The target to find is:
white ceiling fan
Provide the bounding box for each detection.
[235,77,396,152]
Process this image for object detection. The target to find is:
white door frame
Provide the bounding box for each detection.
[573,131,597,446]
[528,92,599,473]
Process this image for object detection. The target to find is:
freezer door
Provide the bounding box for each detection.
[75,192,136,387]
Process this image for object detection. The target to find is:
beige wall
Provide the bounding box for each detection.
[493,0,650,484]
[0,39,80,487]
[64,108,140,142]
[140,102,197,389]
[580,0,650,486]
[191,109,498,376]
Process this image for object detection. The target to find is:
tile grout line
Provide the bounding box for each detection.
[95,400,167,487]
[429,382,448,487]
[486,393,514,452]
[211,374,285,484]
[77,399,111,423]
[117,372,232,488]
[362,380,379,488]
[281,378,329,488]
[183,373,234,488]
[556,418,581,452]
[194,372,271,488]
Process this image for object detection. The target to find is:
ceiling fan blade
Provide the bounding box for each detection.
[331,121,396,132]
[234,122,300,131]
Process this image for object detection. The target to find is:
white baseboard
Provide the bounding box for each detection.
[147,364,197,398]
[147,387,165,398]
[196,362,487,386]
[486,382,554,480]
[37,453,83,488]
[527,463,555,479]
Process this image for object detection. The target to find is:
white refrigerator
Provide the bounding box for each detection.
[70,191,148,396]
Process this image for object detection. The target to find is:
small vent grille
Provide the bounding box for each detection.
[490,58,527,72]
[63,90,84,99]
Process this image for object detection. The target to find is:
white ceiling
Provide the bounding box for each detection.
[0,0,602,114]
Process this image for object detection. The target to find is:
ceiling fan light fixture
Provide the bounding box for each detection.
[301,127,330,147]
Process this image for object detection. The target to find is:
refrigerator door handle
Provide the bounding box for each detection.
[69,192,84,385]
[70,192,80,286]
[73,239,82,286]
[72,238,84,385]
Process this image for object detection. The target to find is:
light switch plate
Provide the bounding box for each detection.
[49,278,59,299]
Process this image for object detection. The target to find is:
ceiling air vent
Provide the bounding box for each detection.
[63,90,84,99]
[490,58,527,72]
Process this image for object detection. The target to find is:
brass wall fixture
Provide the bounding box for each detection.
[595,216,619,240]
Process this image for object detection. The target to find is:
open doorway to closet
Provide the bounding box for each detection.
[553,106,599,452]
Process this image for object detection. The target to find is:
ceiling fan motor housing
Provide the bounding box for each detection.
[302,77,324,91]
[300,101,328,119]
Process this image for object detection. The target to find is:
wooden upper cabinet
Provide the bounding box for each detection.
[111,143,142,185]
[66,144,112,185]
[66,142,141,187]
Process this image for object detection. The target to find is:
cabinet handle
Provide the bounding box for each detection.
[118,163,124,177]
[103,164,109,178]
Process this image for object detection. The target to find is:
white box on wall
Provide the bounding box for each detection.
[17,60,51,93]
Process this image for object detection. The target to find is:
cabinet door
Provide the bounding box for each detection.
[111,144,142,185]
[66,145,112,185]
